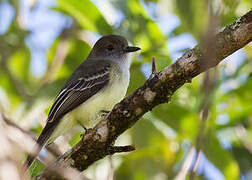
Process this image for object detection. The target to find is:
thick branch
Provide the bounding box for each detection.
[35,10,252,179]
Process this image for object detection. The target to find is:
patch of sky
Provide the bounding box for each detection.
[39,147,48,162]
[0,2,15,35]
[220,73,248,93]
[0,87,10,109]
[237,74,249,84]
[181,139,191,150]
[216,128,238,149]
[93,0,184,65]
[90,0,125,27]
[220,49,246,76]
[139,0,157,20]
[18,0,72,77]
[157,13,181,35]
[173,139,191,172]
[82,30,102,45]
[140,63,152,79]
[167,33,197,61]
[140,0,181,35]
[29,50,48,77]
[176,144,225,180]
[216,113,230,125]
[217,135,232,149]
[217,102,227,111]
[140,0,194,63]
[218,49,248,93]
[241,170,252,180]
[198,153,225,180]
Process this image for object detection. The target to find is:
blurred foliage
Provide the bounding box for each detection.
[56,0,112,34]
[0,0,252,179]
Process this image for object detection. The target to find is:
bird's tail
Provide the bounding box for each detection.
[23,137,45,172]
[21,141,43,178]
[22,127,52,172]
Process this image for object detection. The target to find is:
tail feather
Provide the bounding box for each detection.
[23,124,55,171]
[23,136,46,171]
[25,151,40,169]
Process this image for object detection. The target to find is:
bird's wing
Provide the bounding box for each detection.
[36,63,111,147]
[48,72,110,123]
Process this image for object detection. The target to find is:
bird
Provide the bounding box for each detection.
[24,34,140,169]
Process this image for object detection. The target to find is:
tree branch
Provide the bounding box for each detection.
[0,110,62,158]
[35,10,252,179]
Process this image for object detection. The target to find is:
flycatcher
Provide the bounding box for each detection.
[25,35,140,168]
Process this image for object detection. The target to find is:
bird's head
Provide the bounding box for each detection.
[88,35,141,61]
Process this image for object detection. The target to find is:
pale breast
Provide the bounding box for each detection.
[72,70,129,128]
[47,68,129,145]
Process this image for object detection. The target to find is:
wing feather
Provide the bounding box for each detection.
[48,73,109,122]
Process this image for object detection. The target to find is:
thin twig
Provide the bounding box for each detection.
[174,147,195,180]
[107,155,114,180]
[0,111,36,140]
[191,150,201,175]
[152,57,157,75]
[235,125,252,154]
[39,39,70,86]
[189,1,219,178]
[0,61,31,100]
[0,110,62,158]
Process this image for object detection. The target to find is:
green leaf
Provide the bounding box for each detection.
[174,0,208,40]
[115,118,174,179]
[115,0,170,64]
[54,39,91,81]
[57,0,112,34]
[0,71,23,107]
[215,77,252,128]
[64,39,91,71]
[222,0,241,10]
[29,159,45,178]
[7,49,31,83]
[127,63,146,95]
[232,146,252,173]
[69,132,82,146]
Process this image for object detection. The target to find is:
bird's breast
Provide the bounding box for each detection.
[72,69,130,128]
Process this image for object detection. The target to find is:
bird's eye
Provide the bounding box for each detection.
[107,45,114,51]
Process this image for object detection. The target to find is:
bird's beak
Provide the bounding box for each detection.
[124,46,141,53]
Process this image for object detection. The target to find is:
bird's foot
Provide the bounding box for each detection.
[80,124,87,131]
[79,124,87,138]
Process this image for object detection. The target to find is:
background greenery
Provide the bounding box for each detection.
[0,0,252,179]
